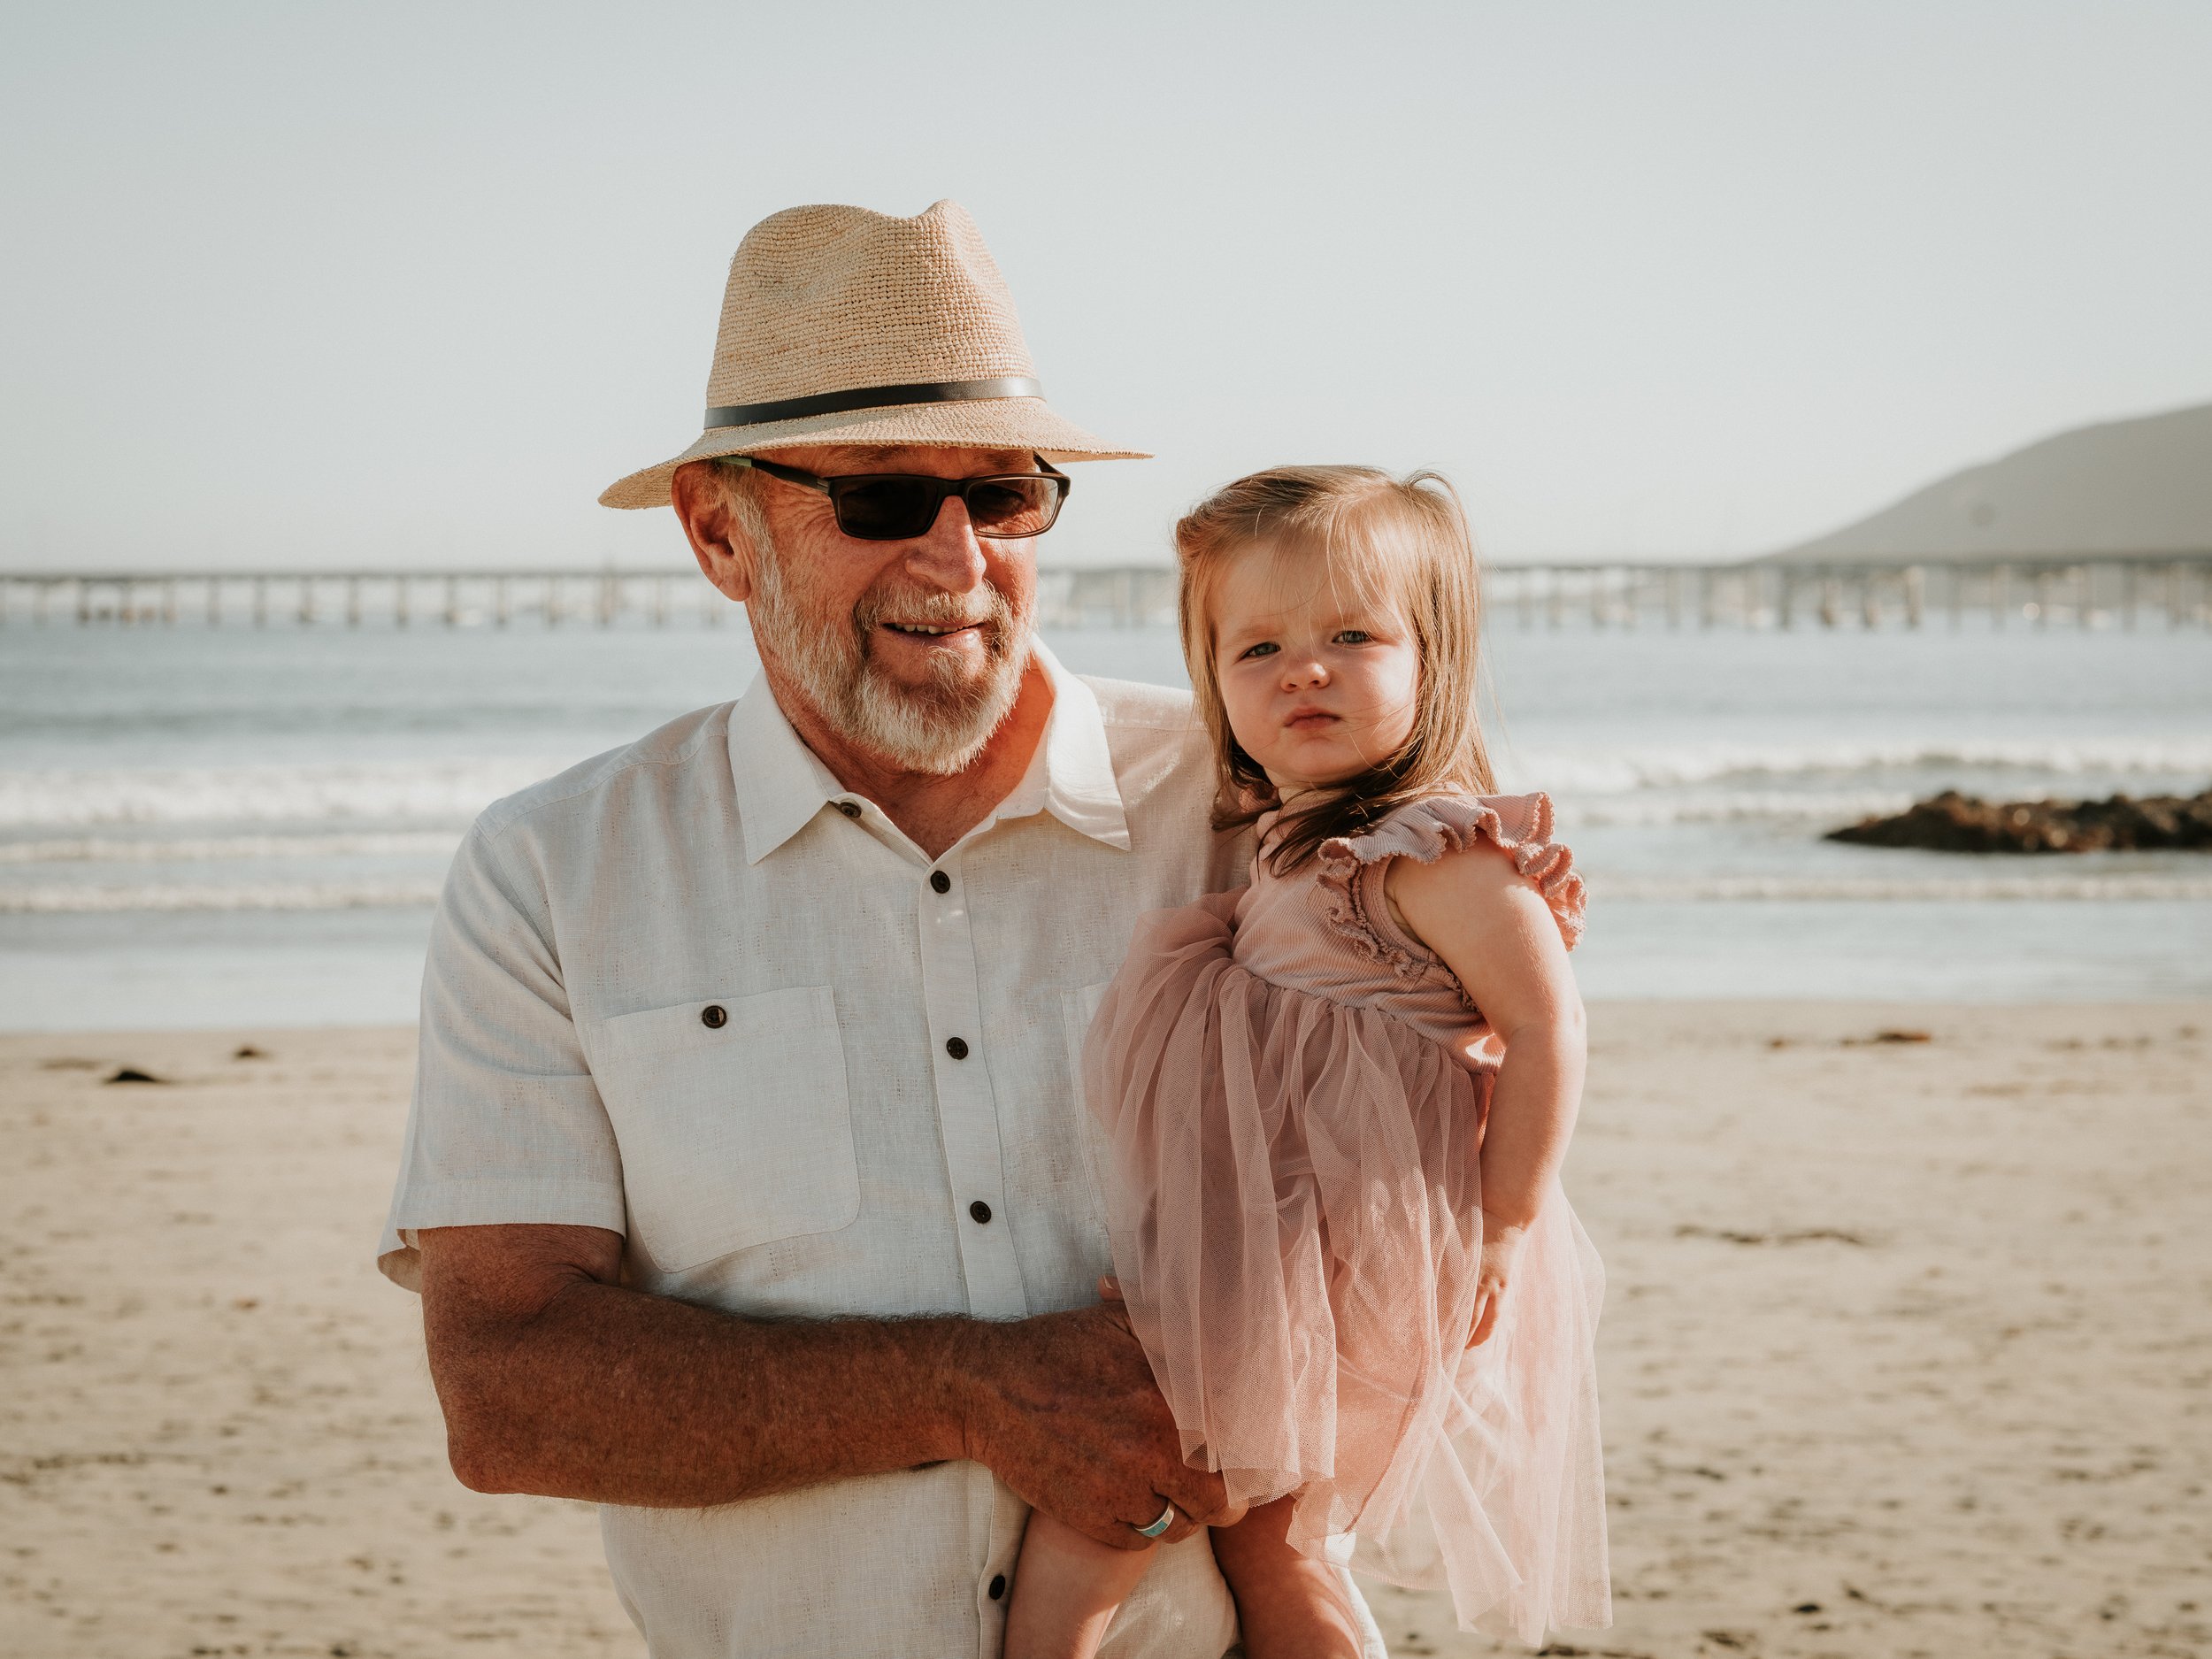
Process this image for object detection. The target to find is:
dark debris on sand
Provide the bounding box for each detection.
[1827,787,2212,854]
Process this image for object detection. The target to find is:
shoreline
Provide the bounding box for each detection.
[4,1002,2207,1657]
[7,898,2212,1037]
[7,988,2212,1047]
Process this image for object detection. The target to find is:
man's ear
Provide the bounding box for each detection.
[671,461,758,604]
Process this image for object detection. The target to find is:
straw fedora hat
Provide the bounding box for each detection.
[599,199,1146,509]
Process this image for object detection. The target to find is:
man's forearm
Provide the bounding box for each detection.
[422,1237,978,1507]
[416,1222,1233,1546]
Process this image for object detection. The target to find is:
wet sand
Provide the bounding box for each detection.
[3,1004,2206,1658]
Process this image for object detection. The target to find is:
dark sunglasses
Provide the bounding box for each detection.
[718,454,1071,541]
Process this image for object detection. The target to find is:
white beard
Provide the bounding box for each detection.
[748,550,1031,775]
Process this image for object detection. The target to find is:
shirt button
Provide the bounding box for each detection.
[700,1004,727,1030]
[970,1201,994,1225]
[988,1573,1007,1601]
[945,1036,969,1060]
[929,869,951,894]
[835,800,862,818]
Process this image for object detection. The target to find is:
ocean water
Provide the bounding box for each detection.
[1,613,2207,1030]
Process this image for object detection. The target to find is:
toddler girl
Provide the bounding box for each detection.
[1006,466,1610,1656]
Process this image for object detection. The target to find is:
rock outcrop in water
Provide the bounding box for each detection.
[1826,788,2212,853]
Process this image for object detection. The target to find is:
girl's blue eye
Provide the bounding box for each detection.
[1334,629,1371,645]
[1240,641,1279,660]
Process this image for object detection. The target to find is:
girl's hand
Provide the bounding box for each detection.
[1467,1210,1528,1348]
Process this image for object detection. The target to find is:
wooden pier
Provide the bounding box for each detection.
[1,556,2205,632]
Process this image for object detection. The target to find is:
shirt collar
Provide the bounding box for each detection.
[730,640,1131,865]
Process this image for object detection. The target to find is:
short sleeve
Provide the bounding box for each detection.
[1315,793,1586,970]
[376,819,627,1290]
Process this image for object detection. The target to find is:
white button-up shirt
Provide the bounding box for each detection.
[378,645,1386,1659]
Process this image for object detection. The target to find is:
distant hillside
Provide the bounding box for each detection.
[1764,402,2212,564]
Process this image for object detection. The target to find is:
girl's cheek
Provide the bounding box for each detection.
[1220,680,1273,757]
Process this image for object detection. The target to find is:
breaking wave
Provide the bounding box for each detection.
[3,737,2203,835]
[1504,737,2212,798]
[0,879,447,913]
[0,760,565,828]
[8,872,2206,915]
[1595,874,2212,902]
[0,832,464,864]
[1556,792,1919,827]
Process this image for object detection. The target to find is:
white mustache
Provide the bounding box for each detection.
[855,585,1011,641]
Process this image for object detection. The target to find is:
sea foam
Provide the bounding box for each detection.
[0,879,448,913]
[1502,737,2212,797]
[0,761,565,828]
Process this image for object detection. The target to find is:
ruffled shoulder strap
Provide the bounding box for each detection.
[1314,794,1586,974]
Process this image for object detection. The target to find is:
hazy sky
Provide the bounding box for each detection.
[4,2,2208,572]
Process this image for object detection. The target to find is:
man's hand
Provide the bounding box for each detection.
[959,1278,1230,1549]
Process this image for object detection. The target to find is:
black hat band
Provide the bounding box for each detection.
[704,376,1043,430]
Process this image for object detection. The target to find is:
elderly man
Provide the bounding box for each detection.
[379,201,1386,1657]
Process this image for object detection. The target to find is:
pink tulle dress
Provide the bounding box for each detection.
[1084,793,1610,1646]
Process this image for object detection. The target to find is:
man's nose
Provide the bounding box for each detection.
[902,495,987,591]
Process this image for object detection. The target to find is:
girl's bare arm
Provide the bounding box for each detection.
[1385,844,1587,1228]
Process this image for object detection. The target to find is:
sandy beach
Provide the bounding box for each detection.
[2,1002,2205,1659]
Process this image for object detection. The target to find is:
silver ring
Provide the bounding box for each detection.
[1134,1502,1176,1539]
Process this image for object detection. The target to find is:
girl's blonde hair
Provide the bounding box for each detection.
[1176,465,1494,872]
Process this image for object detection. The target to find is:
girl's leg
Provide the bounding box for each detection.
[1208,1496,1366,1659]
[1002,1509,1160,1659]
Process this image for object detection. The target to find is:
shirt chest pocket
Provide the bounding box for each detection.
[590,986,861,1272]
